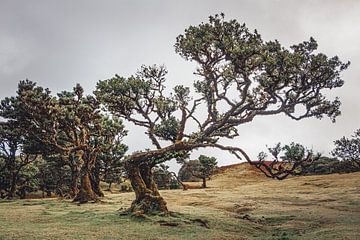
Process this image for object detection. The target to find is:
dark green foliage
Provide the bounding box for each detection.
[153,164,180,190]
[198,155,218,177]
[36,154,72,197]
[178,156,217,188]
[175,14,348,125]
[0,80,127,202]
[0,120,38,199]
[178,160,201,182]
[332,129,360,170]
[302,156,358,175]
[154,117,179,142]
[97,142,128,190]
[257,142,320,180]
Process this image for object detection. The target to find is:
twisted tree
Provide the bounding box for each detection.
[95,14,349,214]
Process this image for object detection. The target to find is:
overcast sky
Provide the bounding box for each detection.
[1,0,359,171]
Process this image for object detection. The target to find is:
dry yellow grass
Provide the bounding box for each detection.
[0,163,359,239]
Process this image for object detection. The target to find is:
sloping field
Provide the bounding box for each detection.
[0,163,359,240]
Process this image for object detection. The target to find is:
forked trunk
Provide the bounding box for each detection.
[126,163,168,214]
[73,169,98,203]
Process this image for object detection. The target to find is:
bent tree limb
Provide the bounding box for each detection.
[95,14,349,213]
[169,172,187,190]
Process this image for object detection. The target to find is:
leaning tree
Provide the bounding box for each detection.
[2,80,127,203]
[95,14,349,214]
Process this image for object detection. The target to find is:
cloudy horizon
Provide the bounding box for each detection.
[1,0,359,171]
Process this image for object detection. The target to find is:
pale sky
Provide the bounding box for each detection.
[1,0,359,171]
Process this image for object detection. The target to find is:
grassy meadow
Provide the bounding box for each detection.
[0,164,359,240]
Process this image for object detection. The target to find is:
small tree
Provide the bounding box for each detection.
[97,142,128,191]
[332,129,360,170]
[187,155,217,188]
[95,14,348,214]
[178,160,201,182]
[257,142,320,180]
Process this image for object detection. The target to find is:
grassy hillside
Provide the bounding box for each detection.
[0,163,359,240]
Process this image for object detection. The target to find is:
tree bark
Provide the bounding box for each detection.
[90,163,105,197]
[7,173,17,199]
[70,169,80,198]
[126,163,168,214]
[107,182,112,192]
[202,178,207,188]
[90,173,104,197]
[73,168,98,203]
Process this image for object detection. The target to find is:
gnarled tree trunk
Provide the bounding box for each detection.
[70,167,80,198]
[126,162,168,214]
[73,167,98,203]
[72,150,101,203]
[90,161,105,197]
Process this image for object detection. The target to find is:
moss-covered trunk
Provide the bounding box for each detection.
[73,168,98,203]
[70,167,80,198]
[72,150,100,203]
[90,161,104,197]
[126,163,168,214]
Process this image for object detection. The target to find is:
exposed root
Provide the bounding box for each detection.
[73,190,99,204]
[130,194,168,214]
[191,218,210,229]
[158,220,180,227]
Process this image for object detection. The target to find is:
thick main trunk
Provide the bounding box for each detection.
[90,165,104,197]
[126,163,168,214]
[7,174,17,199]
[73,169,98,203]
[70,169,80,198]
[202,178,207,188]
[91,175,104,197]
[107,182,112,192]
